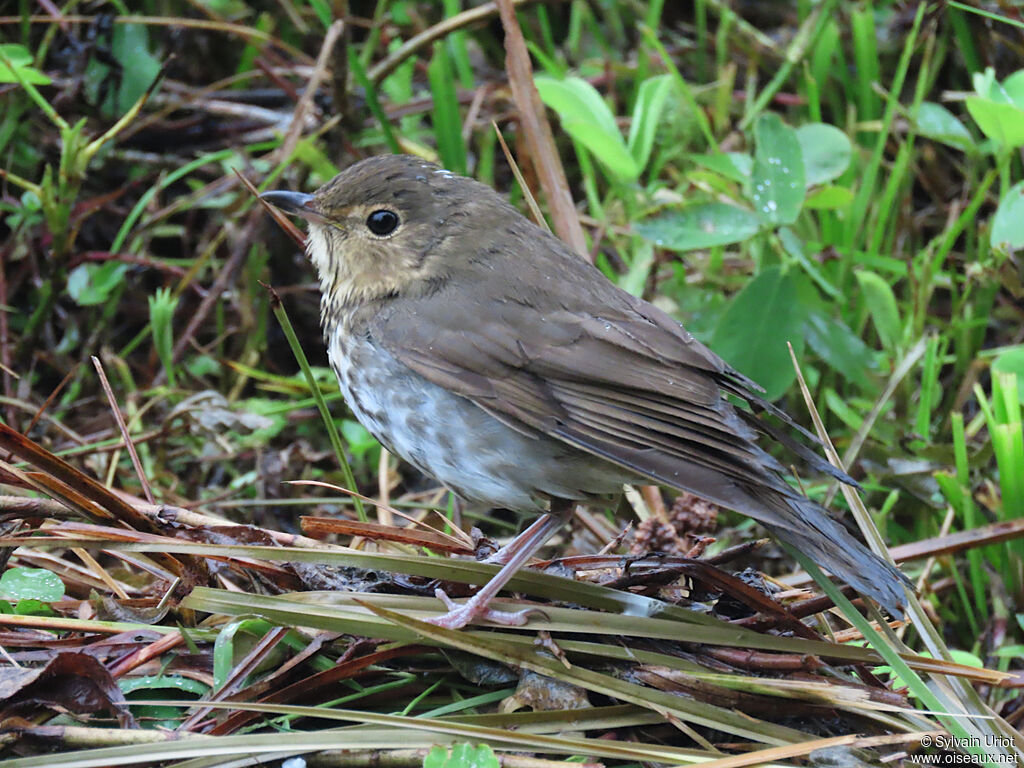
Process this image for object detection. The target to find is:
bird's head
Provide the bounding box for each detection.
[261,155,515,309]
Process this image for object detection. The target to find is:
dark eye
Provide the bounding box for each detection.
[366,209,399,236]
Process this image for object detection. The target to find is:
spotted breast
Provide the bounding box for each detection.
[324,311,630,511]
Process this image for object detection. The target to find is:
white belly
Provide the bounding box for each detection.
[326,326,628,510]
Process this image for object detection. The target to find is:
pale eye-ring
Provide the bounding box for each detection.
[366,209,399,236]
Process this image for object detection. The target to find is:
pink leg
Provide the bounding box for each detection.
[427,501,574,629]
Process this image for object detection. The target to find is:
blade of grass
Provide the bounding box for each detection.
[264,286,365,522]
[787,346,1023,764]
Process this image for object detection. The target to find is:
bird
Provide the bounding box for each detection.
[260,154,908,629]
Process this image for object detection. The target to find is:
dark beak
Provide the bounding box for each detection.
[260,190,318,219]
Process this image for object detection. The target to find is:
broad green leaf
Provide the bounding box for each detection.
[854,270,902,351]
[804,184,854,210]
[0,44,51,84]
[627,74,674,173]
[635,203,761,251]
[0,567,64,601]
[991,180,1024,252]
[121,675,208,729]
[710,266,806,400]
[120,675,210,696]
[535,76,639,181]
[796,123,852,186]
[804,311,876,388]
[751,114,805,225]
[965,97,1024,149]
[914,102,973,151]
[688,152,753,184]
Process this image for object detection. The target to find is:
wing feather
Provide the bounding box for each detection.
[361,235,906,614]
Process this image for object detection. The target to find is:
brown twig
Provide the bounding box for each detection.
[367,0,554,84]
[495,0,588,260]
[91,356,155,505]
[274,19,344,165]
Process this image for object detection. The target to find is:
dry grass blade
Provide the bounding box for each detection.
[0,423,161,535]
[495,0,588,258]
[0,702,721,767]
[300,516,474,554]
[273,19,343,164]
[787,344,1022,760]
[237,169,306,248]
[90,356,154,505]
[360,601,813,744]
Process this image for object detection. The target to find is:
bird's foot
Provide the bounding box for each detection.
[426,588,546,629]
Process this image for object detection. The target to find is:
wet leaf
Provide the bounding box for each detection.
[0,567,64,601]
[689,152,753,183]
[751,113,805,225]
[635,203,761,251]
[0,652,134,727]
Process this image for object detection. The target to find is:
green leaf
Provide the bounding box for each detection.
[0,44,51,84]
[627,74,673,173]
[121,675,208,730]
[804,311,876,388]
[535,75,639,181]
[688,152,753,184]
[341,419,381,461]
[120,674,210,696]
[111,24,161,113]
[991,180,1024,252]
[0,567,64,601]
[751,114,805,225]
[635,203,761,251]
[854,270,902,351]
[803,184,854,210]
[66,262,130,306]
[428,43,467,175]
[914,102,973,151]
[993,346,1024,404]
[710,267,806,400]
[965,96,1024,149]
[14,599,55,616]
[619,240,654,297]
[796,123,852,186]
[424,743,499,768]
[214,618,275,690]
[1003,70,1024,109]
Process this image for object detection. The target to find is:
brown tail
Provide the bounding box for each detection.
[761,491,910,617]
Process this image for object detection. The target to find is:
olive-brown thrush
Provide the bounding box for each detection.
[261,154,908,628]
